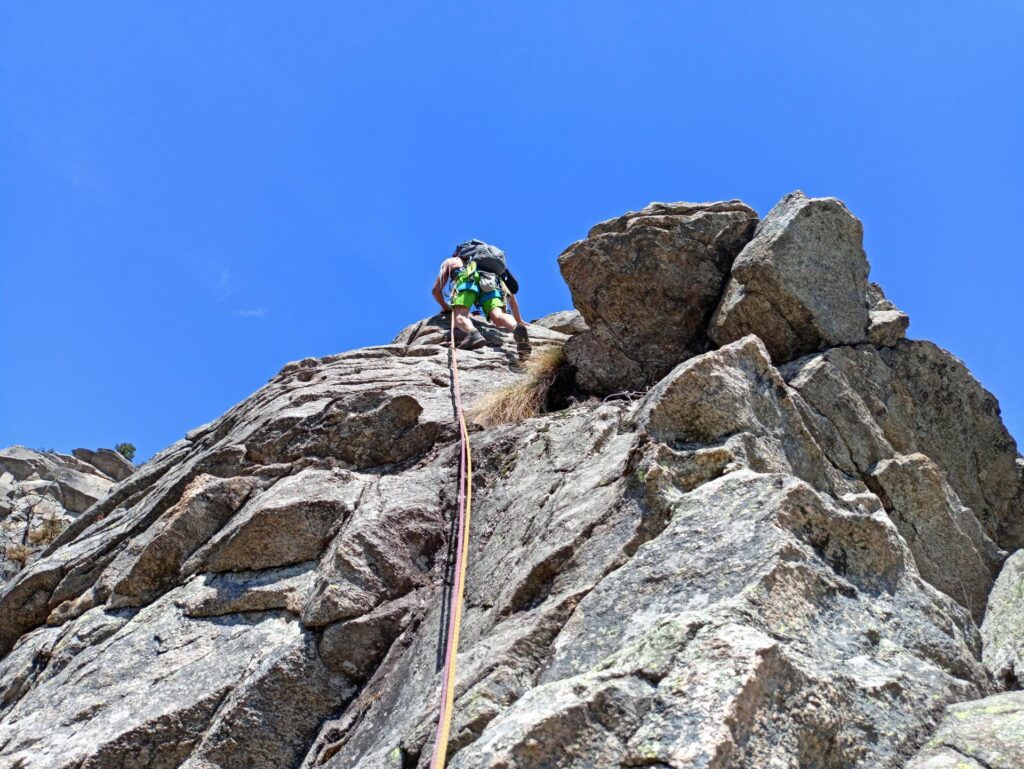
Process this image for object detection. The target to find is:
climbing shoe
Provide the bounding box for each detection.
[513,324,532,359]
[453,329,487,350]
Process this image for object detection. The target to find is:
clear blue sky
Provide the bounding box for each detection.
[1,2,1021,462]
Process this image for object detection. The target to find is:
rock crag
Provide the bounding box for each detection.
[0,192,1021,769]
[1,447,134,585]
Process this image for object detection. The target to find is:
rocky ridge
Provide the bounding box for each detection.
[1,447,134,584]
[0,191,1021,769]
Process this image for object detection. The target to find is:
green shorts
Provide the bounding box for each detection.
[450,288,505,319]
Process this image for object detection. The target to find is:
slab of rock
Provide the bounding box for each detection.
[869,452,1003,619]
[982,549,1024,686]
[72,447,135,482]
[907,691,1024,769]
[0,592,347,769]
[530,309,588,336]
[185,468,362,574]
[632,335,843,497]
[103,474,260,608]
[866,281,910,347]
[784,340,1023,549]
[710,191,871,362]
[559,200,758,393]
[180,562,314,618]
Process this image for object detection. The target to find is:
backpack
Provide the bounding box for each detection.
[454,240,519,294]
[455,240,506,275]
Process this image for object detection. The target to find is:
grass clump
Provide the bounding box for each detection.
[469,346,567,427]
[4,543,33,567]
[37,511,67,544]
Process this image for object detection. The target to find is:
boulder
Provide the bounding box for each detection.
[72,447,135,481]
[866,282,910,347]
[709,191,871,362]
[0,446,47,482]
[49,467,112,514]
[558,200,758,392]
[185,468,363,574]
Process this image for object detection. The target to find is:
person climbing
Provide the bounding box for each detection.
[432,239,532,357]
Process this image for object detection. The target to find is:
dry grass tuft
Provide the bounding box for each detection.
[4,543,33,566]
[38,512,67,544]
[469,346,566,427]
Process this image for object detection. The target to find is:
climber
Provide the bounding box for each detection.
[432,239,532,357]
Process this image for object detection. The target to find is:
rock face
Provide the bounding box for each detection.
[710,191,871,362]
[866,282,910,347]
[907,691,1024,769]
[71,448,135,482]
[530,309,588,336]
[558,200,758,393]
[0,198,1021,769]
[0,447,133,584]
[783,342,1023,551]
[982,549,1024,686]
[870,453,1003,620]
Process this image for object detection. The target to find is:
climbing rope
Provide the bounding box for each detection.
[429,312,474,769]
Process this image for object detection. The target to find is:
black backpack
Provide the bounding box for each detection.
[455,239,519,294]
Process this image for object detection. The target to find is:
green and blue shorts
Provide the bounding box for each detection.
[449,270,505,319]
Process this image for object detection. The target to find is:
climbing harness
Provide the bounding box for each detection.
[429,312,474,769]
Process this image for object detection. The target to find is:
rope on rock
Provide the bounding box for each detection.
[429,312,474,769]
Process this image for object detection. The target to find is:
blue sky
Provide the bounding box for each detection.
[1,2,1021,461]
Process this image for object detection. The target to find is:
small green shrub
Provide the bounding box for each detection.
[115,442,137,462]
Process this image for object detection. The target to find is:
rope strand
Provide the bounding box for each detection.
[429,312,474,769]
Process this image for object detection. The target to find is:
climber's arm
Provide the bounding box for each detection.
[432,277,448,313]
[433,257,461,313]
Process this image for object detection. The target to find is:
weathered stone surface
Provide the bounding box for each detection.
[296,343,990,769]
[103,474,259,608]
[559,200,758,392]
[185,468,361,574]
[0,329,1001,769]
[1,602,344,769]
[302,466,444,628]
[710,191,871,362]
[869,453,1003,619]
[907,691,1024,769]
[633,335,846,497]
[530,309,588,336]
[180,563,314,618]
[0,447,129,586]
[72,447,135,482]
[0,320,587,766]
[866,281,910,347]
[784,340,1023,549]
[1,195,1021,768]
[982,549,1024,686]
[867,309,909,347]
